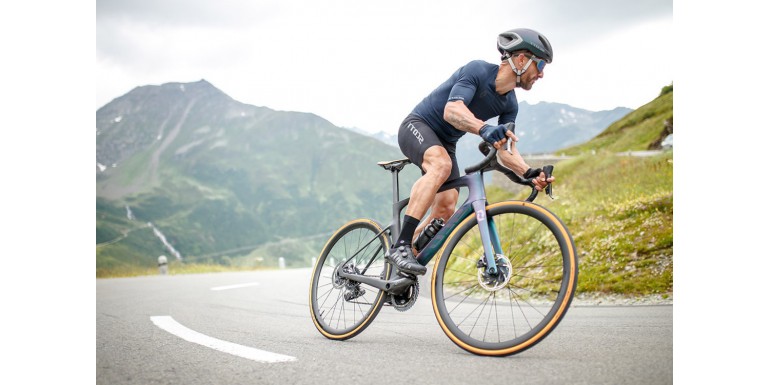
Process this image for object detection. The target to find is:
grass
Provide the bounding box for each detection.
[98,87,674,296]
[487,150,673,296]
[560,91,673,155]
[96,260,261,278]
[98,152,674,298]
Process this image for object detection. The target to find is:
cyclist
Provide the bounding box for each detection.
[388,28,556,275]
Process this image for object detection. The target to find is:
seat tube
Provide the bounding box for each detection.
[471,200,498,275]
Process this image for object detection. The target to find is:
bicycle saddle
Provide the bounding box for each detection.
[377,158,411,172]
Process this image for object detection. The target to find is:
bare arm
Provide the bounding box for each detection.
[497,139,530,175]
[443,100,486,134]
[498,141,555,191]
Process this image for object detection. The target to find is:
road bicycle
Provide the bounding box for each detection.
[309,142,578,356]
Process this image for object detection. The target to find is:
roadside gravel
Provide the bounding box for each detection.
[571,292,673,306]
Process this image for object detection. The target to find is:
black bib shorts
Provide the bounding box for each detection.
[397,114,461,182]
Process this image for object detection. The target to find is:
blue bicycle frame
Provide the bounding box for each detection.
[385,160,504,275]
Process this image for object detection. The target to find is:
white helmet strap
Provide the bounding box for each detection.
[507,55,533,87]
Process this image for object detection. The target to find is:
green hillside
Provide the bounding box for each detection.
[98,81,674,298]
[489,85,674,296]
[96,80,419,276]
[560,84,673,155]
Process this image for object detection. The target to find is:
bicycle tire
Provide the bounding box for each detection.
[309,218,392,340]
[431,201,578,356]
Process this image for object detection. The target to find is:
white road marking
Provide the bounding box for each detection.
[210,282,260,291]
[150,316,297,363]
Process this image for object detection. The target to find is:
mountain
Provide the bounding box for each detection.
[559,86,673,154]
[96,80,419,273]
[96,80,632,275]
[366,101,632,171]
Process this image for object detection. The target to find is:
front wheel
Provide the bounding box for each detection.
[432,201,578,356]
[309,219,392,340]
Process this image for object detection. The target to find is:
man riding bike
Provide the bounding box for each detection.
[387,28,556,275]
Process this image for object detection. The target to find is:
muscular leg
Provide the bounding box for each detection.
[389,119,454,275]
[391,145,452,256]
[404,145,453,221]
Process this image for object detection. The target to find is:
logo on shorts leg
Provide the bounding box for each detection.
[408,122,424,144]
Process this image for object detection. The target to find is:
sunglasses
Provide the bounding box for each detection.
[525,55,547,73]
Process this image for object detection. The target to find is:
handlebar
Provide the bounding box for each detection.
[466,141,555,202]
[463,144,499,174]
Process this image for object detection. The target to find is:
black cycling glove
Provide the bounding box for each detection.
[523,167,542,179]
[479,124,509,144]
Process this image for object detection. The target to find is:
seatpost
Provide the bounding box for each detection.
[391,169,401,238]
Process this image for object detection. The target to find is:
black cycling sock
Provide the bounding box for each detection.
[395,215,420,249]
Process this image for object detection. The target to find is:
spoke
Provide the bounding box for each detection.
[445,283,481,305]
[494,291,500,343]
[355,296,367,321]
[448,284,483,318]
[317,285,338,310]
[324,289,344,327]
[446,278,481,284]
[511,273,563,285]
[507,286,547,319]
[466,292,493,337]
[482,291,495,342]
[508,287,518,338]
[508,282,559,299]
[444,267,478,277]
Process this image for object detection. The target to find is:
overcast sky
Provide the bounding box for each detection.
[96,0,672,135]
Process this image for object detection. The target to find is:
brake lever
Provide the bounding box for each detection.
[543,165,554,199]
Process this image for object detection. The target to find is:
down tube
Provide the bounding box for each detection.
[415,203,474,266]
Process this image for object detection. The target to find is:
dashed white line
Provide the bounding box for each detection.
[210,282,260,291]
[150,316,296,363]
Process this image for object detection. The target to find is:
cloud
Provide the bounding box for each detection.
[96,0,674,133]
[96,0,279,28]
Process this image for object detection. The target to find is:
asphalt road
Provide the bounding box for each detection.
[96,268,673,385]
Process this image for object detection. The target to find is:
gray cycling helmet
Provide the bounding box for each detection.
[497,28,553,63]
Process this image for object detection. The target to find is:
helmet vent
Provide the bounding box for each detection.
[538,35,551,51]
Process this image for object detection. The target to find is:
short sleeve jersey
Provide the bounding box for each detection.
[411,60,518,144]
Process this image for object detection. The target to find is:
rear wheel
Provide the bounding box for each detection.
[432,201,578,356]
[309,219,391,340]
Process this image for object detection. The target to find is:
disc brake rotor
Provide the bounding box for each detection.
[331,262,346,289]
[478,255,512,291]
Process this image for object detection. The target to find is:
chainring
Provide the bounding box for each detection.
[390,279,419,312]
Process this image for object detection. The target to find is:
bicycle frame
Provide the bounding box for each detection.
[338,146,548,291]
[386,165,503,275]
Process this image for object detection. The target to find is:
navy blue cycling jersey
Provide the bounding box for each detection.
[411,60,519,144]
